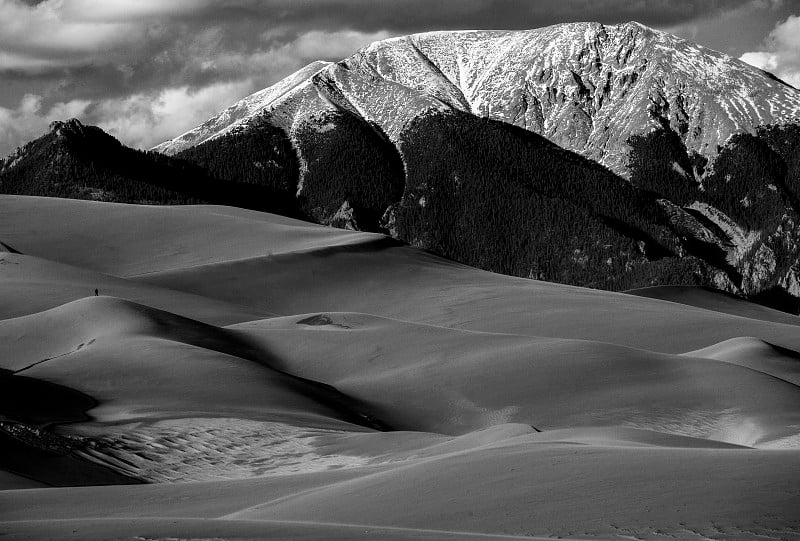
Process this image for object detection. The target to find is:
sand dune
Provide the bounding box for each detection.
[144,242,800,353]
[0,296,381,430]
[2,441,797,539]
[0,195,379,276]
[1,196,798,539]
[4,195,799,351]
[0,251,270,324]
[685,336,800,386]
[0,470,46,490]
[0,517,555,541]
[226,442,800,539]
[0,296,389,487]
[626,285,800,326]
[311,423,749,461]
[231,312,800,445]
[0,241,20,253]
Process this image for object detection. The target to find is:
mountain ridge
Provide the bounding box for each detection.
[0,118,305,216]
[153,21,800,176]
[4,22,800,313]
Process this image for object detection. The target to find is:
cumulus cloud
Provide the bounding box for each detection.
[0,23,394,154]
[0,0,147,71]
[0,81,260,153]
[288,30,392,59]
[62,0,218,22]
[0,0,396,153]
[94,81,258,149]
[740,14,800,88]
[0,93,88,153]
[0,0,759,76]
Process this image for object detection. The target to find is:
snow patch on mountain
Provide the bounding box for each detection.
[153,61,332,154]
[688,202,763,266]
[153,21,800,176]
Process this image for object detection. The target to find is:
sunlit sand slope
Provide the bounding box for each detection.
[0,296,381,430]
[232,312,800,445]
[143,242,800,352]
[1,438,798,539]
[0,252,271,324]
[1,196,798,539]
[0,195,379,276]
[685,336,800,386]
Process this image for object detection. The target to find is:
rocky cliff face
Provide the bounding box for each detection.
[153,21,800,176]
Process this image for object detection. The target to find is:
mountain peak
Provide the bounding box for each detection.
[622,20,652,30]
[2,119,92,172]
[153,21,800,176]
[1,120,127,178]
[49,118,87,138]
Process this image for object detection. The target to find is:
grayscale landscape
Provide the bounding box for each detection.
[1,2,799,540]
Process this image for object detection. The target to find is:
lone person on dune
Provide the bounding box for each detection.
[95,288,99,296]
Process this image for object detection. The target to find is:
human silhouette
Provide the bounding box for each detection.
[94,289,98,296]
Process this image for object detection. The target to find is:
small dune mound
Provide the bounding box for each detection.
[317,423,539,462]
[234,312,800,446]
[414,423,539,456]
[686,336,799,360]
[0,242,20,254]
[295,314,352,328]
[0,297,390,432]
[626,285,800,326]
[297,314,335,326]
[0,252,269,324]
[684,336,800,385]
[0,195,380,276]
[0,296,250,372]
[527,426,751,449]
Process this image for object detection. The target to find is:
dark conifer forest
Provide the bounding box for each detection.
[393,112,694,289]
[292,110,405,231]
[0,120,305,218]
[3,116,800,312]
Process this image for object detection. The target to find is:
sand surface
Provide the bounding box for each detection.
[1,196,798,540]
[626,284,800,326]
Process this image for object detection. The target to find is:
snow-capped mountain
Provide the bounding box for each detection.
[154,21,800,175]
[12,22,798,312]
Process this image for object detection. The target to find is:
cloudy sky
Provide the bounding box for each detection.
[0,0,798,156]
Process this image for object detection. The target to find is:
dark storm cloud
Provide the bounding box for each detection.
[0,0,793,155]
[251,0,754,32]
[0,0,762,99]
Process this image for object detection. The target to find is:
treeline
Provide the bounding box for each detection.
[293,110,405,231]
[6,116,800,311]
[176,109,406,231]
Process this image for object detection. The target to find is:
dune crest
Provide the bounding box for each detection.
[0,241,20,254]
[1,196,798,539]
[684,336,800,386]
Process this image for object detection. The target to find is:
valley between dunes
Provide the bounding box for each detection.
[1,195,798,540]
